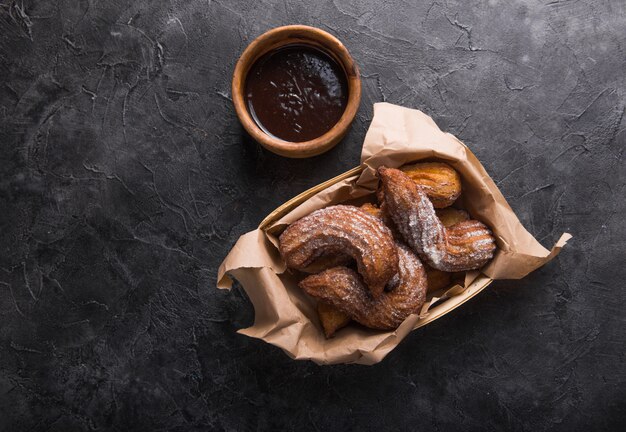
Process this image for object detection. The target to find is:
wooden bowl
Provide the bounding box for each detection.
[232,25,361,158]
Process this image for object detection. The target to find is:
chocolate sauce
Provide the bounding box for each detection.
[245,45,349,143]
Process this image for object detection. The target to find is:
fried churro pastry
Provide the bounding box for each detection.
[400,162,462,208]
[359,204,464,291]
[359,202,382,219]
[300,244,427,330]
[360,202,402,240]
[359,199,468,291]
[378,167,496,272]
[299,254,352,274]
[290,203,402,331]
[424,265,452,292]
[317,301,351,338]
[279,205,398,298]
[425,208,469,291]
[436,208,470,227]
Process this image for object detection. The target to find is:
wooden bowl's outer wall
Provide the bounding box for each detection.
[232,25,361,158]
[259,165,494,331]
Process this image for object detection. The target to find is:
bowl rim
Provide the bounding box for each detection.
[231,25,361,158]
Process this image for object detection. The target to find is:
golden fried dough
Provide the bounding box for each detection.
[359,202,383,219]
[400,162,462,208]
[299,254,352,274]
[423,209,468,291]
[424,265,452,292]
[444,220,498,269]
[359,203,464,292]
[317,302,351,338]
[359,202,401,238]
[279,205,398,298]
[300,244,427,330]
[436,208,470,227]
[378,167,496,272]
[424,207,469,292]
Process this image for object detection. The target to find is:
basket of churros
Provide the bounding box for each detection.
[218,102,570,365]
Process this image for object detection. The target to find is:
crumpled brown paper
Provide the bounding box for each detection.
[217,103,571,365]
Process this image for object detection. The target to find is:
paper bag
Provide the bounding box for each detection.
[217,103,570,365]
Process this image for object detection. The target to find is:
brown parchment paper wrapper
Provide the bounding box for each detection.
[217,103,571,365]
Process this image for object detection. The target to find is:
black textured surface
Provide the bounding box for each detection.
[1,1,625,430]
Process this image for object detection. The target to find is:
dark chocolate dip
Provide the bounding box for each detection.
[245,45,349,143]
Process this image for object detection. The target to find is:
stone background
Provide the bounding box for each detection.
[0,0,624,430]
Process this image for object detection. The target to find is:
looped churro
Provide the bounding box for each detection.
[279,205,398,298]
[300,244,427,330]
[378,167,496,272]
